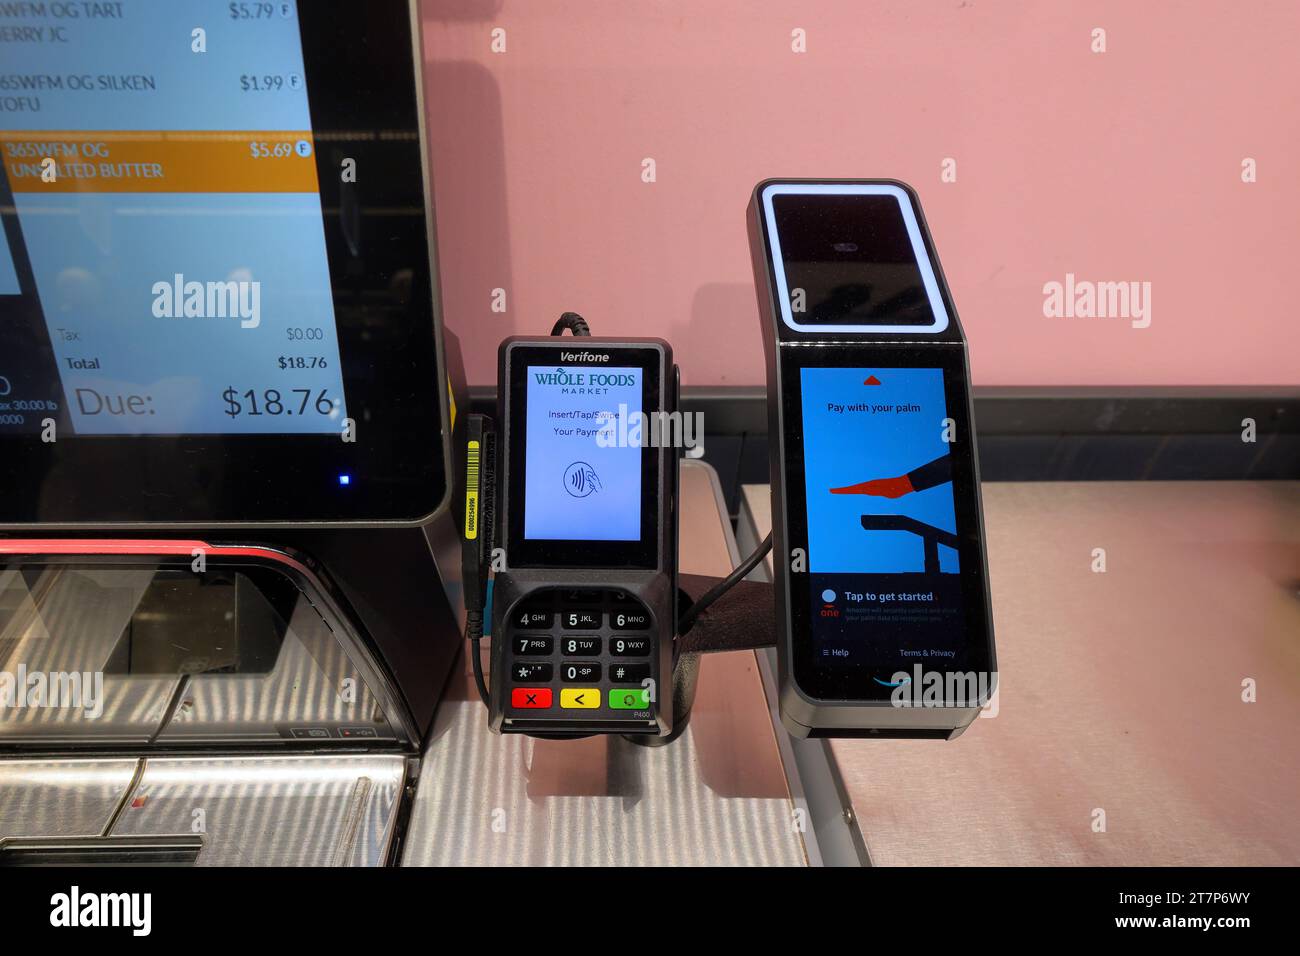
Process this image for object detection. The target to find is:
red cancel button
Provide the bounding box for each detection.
[511,687,553,709]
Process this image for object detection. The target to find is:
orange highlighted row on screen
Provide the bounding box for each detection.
[0,131,321,193]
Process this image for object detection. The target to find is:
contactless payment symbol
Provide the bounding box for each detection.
[563,461,602,498]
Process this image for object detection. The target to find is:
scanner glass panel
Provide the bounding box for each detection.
[0,560,397,746]
[760,182,950,334]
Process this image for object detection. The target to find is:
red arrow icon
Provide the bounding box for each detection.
[864,375,882,386]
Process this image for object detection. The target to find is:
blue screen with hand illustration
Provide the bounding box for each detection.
[800,367,958,575]
[798,366,968,668]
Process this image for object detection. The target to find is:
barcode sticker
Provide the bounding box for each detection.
[464,439,480,540]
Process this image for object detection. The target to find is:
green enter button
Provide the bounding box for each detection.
[608,688,650,710]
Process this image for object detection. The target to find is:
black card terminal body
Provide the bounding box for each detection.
[489,336,677,736]
[749,179,997,739]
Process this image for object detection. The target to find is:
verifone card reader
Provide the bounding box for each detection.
[748,180,997,739]
[488,337,678,737]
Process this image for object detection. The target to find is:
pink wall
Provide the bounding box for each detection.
[420,0,1300,387]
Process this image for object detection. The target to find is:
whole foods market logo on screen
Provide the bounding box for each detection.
[151,272,261,329]
[533,366,637,393]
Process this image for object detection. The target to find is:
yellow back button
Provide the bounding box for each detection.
[560,688,600,709]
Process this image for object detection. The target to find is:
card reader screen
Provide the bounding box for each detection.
[799,366,967,668]
[524,365,643,542]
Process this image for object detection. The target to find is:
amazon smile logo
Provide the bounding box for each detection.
[873,676,910,688]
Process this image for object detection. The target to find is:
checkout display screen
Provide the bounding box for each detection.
[523,365,643,543]
[797,366,969,673]
[0,0,347,436]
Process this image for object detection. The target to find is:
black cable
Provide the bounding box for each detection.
[550,311,591,336]
[466,611,490,706]
[677,533,772,637]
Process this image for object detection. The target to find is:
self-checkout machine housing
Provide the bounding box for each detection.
[0,2,464,861]
[749,180,997,740]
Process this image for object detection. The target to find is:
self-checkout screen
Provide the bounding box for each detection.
[0,0,346,436]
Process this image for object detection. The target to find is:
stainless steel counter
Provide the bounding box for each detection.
[741,481,1300,866]
[0,759,138,840]
[402,460,808,866]
[112,755,407,867]
[0,755,407,866]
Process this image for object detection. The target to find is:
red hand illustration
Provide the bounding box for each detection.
[830,475,915,498]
